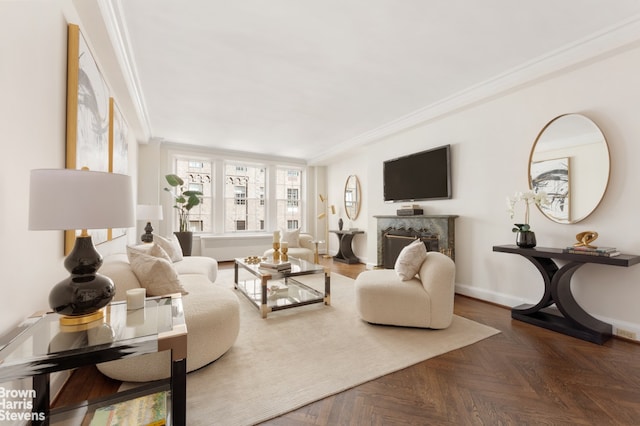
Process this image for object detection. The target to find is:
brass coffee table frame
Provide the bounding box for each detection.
[234,256,330,318]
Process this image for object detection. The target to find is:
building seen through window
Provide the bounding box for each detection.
[172,157,304,233]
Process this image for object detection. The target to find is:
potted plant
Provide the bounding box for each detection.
[507,190,548,248]
[164,174,203,256]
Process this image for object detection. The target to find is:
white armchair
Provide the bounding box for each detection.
[354,251,455,329]
[264,232,316,263]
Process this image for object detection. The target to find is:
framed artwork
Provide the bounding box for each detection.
[530,157,570,222]
[65,24,111,253]
[109,97,129,240]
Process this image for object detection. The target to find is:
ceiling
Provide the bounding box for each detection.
[102,0,640,163]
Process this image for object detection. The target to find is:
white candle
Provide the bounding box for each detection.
[273,230,280,242]
[126,288,146,310]
[281,241,288,250]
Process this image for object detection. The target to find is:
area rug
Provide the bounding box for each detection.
[184,269,499,425]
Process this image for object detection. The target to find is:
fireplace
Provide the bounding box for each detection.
[374,215,457,268]
[382,228,439,269]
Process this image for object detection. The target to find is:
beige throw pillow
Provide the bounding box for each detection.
[281,228,300,248]
[127,243,172,262]
[394,239,427,281]
[127,247,188,296]
[155,234,184,262]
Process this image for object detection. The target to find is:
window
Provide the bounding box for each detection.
[170,154,304,234]
[276,167,303,230]
[174,158,213,232]
[225,162,266,232]
[287,188,299,207]
[234,186,246,205]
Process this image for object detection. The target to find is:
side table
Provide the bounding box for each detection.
[0,294,187,425]
[330,229,364,264]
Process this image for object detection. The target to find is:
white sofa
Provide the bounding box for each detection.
[354,251,455,329]
[263,232,316,263]
[97,253,240,382]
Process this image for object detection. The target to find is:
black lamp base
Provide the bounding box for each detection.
[50,234,115,324]
[141,221,154,243]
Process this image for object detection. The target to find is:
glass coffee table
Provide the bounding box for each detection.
[234,256,330,318]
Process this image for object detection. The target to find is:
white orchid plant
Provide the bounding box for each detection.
[506,190,549,233]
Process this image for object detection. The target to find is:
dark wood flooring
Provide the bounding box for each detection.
[55,259,640,425]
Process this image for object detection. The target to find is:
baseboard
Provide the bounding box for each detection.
[455,284,640,344]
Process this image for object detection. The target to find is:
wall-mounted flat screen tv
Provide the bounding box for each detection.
[383,144,451,202]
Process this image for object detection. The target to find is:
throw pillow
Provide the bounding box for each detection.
[155,234,184,262]
[281,228,300,248]
[394,239,427,281]
[127,247,188,296]
[127,243,172,263]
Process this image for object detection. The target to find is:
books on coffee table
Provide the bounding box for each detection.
[259,260,292,271]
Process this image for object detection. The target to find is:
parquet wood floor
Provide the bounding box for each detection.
[55,259,640,425]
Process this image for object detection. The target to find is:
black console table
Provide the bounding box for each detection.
[330,229,364,264]
[493,245,640,344]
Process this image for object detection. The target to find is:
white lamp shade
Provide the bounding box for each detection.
[29,169,135,231]
[136,204,164,221]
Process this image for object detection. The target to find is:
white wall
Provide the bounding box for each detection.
[327,42,640,339]
[0,1,140,335]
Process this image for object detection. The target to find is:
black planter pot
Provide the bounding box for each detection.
[174,231,193,256]
[516,231,537,248]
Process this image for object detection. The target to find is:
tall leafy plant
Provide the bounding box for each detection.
[164,174,203,232]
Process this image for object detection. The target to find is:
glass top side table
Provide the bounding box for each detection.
[0,294,187,426]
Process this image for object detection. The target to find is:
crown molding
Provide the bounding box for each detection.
[309,14,640,165]
[97,0,152,142]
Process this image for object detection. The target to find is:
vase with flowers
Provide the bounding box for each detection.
[507,190,548,248]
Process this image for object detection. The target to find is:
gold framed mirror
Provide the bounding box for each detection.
[344,175,361,220]
[528,113,610,224]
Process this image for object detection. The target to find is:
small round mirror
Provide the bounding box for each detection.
[344,175,361,220]
[528,113,610,224]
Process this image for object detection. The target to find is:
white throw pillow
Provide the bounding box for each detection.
[127,247,188,296]
[127,243,172,262]
[281,228,300,248]
[394,239,427,281]
[155,234,184,262]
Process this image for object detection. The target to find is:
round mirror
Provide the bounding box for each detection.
[528,113,610,224]
[344,175,361,220]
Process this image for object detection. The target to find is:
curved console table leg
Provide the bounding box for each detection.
[553,262,612,338]
[511,256,613,344]
[512,255,557,315]
[494,244,639,345]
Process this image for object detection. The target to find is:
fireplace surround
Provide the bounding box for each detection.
[374,215,457,268]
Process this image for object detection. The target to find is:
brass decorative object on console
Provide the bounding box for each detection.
[573,231,599,248]
[281,242,289,261]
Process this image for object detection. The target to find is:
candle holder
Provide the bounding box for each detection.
[273,241,280,262]
[281,242,289,261]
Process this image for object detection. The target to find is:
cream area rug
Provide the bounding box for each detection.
[184,269,499,425]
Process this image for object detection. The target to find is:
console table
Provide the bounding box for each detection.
[330,229,364,264]
[493,245,640,344]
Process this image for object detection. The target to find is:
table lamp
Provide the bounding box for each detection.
[136,204,163,242]
[29,169,134,325]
